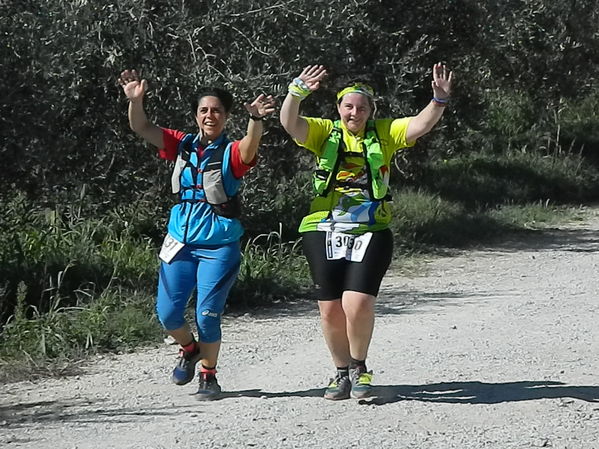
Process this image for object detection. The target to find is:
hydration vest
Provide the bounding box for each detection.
[171,134,241,218]
[313,120,391,200]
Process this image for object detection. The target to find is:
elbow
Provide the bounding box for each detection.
[241,147,258,165]
[279,106,297,134]
[131,121,150,136]
[280,117,301,139]
[129,120,143,134]
[279,114,291,133]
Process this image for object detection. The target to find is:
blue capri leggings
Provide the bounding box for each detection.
[156,242,240,343]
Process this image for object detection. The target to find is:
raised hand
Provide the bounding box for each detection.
[431,63,453,100]
[244,94,276,119]
[297,65,328,92]
[118,69,147,102]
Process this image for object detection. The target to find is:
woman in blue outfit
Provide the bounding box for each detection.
[118,69,275,400]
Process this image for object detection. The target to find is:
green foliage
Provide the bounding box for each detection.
[0,284,161,377]
[390,188,580,250]
[484,89,539,149]
[3,0,598,211]
[241,166,313,238]
[416,147,599,208]
[390,188,498,247]
[231,226,310,308]
[2,0,599,370]
[557,91,599,161]
[488,201,580,229]
[0,194,160,324]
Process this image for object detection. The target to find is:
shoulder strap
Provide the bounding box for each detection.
[319,123,345,197]
[180,133,195,161]
[365,120,379,141]
[204,141,227,172]
[203,141,242,218]
[171,133,196,194]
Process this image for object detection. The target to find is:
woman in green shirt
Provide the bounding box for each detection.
[280,63,453,400]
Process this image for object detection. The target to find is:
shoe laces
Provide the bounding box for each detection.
[329,372,348,387]
[355,371,373,385]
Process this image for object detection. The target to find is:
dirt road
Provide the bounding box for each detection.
[1,210,599,449]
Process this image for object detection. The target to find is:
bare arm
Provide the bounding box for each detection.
[238,94,276,164]
[279,65,327,143]
[280,93,308,143]
[406,63,453,142]
[118,69,164,148]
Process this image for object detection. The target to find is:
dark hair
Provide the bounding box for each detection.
[190,87,234,115]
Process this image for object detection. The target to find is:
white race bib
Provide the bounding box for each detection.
[325,231,372,262]
[159,234,185,263]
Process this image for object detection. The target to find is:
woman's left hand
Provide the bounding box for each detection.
[431,63,453,100]
[245,94,276,119]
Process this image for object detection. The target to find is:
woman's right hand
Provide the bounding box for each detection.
[296,65,328,92]
[118,69,147,102]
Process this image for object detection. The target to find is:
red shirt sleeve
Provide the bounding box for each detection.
[229,141,257,179]
[158,128,187,161]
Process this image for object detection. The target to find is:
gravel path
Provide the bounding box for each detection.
[1,210,599,449]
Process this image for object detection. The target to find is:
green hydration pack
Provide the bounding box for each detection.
[313,120,390,200]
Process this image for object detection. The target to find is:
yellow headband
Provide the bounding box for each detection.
[336,83,375,101]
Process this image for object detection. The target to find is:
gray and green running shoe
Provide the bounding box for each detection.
[324,373,351,400]
[350,367,373,399]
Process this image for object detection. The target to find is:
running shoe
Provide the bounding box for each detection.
[196,372,222,401]
[324,372,351,400]
[171,346,202,385]
[350,366,373,399]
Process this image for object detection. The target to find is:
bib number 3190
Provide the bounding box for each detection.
[325,231,372,262]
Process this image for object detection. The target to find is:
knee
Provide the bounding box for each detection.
[157,305,185,331]
[344,298,373,322]
[319,301,345,326]
[196,309,222,343]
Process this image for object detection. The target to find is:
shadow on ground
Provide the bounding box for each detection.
[362,380,599,405]
[0,397,200,428]
[0,388,324,428]
[2,380,596,429]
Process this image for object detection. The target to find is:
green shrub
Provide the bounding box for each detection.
[415,149,599,208]
[390,187,582,250]
[390,188,503,248]
[0,282,160,380]
[231,225,310,308]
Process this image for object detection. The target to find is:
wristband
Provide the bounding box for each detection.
[293,77,310,91]
[432,96,449,106]
[249,115,263,121]
[288,78,312,100]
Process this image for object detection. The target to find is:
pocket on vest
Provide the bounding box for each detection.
[203,170,229,204]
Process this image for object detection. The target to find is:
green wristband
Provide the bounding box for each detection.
[288,78,311,100]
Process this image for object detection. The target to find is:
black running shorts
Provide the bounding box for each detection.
[301,229,393,300]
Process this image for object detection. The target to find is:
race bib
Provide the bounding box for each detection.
[159,234,185,263]
[325,231,372,262]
